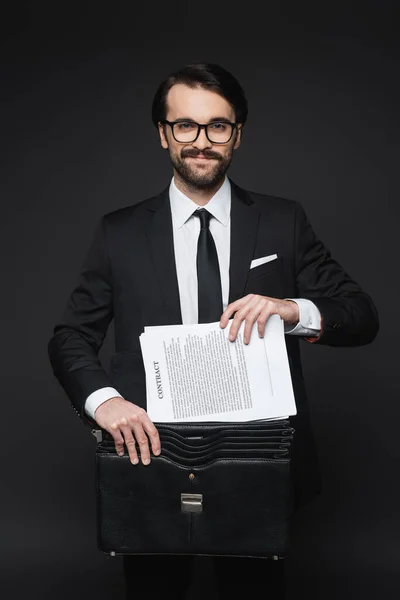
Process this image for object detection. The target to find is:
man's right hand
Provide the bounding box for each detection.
[94,397,161,465]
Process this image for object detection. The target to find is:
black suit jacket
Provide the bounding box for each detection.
[48,179,379,509]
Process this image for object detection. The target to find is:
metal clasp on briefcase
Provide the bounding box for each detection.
[91,429,103,443]
[181,493,203,513]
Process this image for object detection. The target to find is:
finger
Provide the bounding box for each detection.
[142,418,161,456]
[257,304,273,338]
[220,296,252,327]
[109,421,127,456]
[243,299,266,343]
[133,408,161,456]
[228,308,248,341]
[220,303,238,328]
[109,428,126,456]
[120,425,140,465]
[129,418,152,465]
[228,296,259,341]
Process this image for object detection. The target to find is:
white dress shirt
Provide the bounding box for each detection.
[85,176,321,418]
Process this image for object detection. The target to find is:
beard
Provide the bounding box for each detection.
[168,146,234,191]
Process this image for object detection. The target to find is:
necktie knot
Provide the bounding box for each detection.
[194,208,212,230]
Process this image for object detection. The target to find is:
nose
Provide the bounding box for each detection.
[192,126,212,151]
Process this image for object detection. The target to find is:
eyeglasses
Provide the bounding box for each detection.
[161,120,238,144]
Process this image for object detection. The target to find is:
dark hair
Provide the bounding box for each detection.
[151,63,248,128]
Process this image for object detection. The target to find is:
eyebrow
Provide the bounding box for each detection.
[173,117,233,124]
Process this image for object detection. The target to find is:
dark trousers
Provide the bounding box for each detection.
[123,554,286,599]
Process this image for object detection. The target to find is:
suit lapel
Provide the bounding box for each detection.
[145,179,260,322]
[145,187,183,325]
[228,179,260,303]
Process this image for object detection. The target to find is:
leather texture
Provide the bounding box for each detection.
[96,420,294,558]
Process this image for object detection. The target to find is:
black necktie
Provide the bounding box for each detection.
[194,208,223,323]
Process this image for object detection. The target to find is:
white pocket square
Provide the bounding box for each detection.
[250,254,278,269]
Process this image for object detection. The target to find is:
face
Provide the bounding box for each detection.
[157,84,242,191]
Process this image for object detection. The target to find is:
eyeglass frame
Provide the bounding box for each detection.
[161,119,239,144]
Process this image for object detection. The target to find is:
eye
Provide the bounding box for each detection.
[209,122,228,131]
[176,122,196,131]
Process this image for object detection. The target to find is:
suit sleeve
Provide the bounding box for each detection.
[48,216,115,424]
[293,201,379,346]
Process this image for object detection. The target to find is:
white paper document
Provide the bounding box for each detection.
[139,315,297,423]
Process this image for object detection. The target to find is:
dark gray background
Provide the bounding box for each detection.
[1,2,398,598]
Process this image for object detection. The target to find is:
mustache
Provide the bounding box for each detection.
[181,148,222,160]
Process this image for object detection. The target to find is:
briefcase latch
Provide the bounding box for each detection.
[91,429,103,443]
[181,493,203,513]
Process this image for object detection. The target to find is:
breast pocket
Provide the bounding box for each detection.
[245,256,285,297]
[247,256,282,281]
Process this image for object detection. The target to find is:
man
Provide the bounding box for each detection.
[48,63,379,599]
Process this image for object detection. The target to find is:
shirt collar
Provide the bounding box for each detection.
[169,176,231,229]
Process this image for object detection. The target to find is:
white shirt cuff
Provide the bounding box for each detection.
[284,298,321,336]
[84,387,123,420]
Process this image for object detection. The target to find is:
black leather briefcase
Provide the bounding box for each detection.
[94,419,295,558]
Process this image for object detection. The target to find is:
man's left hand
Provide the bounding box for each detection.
[220,294,299,344]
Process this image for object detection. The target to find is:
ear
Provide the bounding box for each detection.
[233,124,243,150]
[157,122,169,149]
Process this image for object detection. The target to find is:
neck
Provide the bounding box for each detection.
[173,172,225,206]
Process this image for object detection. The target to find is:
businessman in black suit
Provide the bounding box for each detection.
[48,63,379,599]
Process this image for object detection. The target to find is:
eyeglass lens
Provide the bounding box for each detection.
[173,122,233,143]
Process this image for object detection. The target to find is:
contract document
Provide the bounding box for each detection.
[139,315,296,423]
